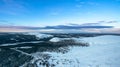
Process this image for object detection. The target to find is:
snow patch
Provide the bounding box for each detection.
[25,32,53,39]
[49,37,61,42]
[19,46,32,49]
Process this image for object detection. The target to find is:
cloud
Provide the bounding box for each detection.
[0,26,42,30]
[0,28,35,32]
[0,23,113,32]
[80,23,101,26]
[0,20,114,30]
[0,25,119,33]
[0,20,8,23]
[0,20,15,26]
[75,1,85,8]
[75,1,99,8]
[35,20,116,30]
[87,2,99,6]
[42,25,113,29]
[79,21,118,26]
[98,21,118,23]
[74,28,120,34]
[0,20,118,33]
[67,23,80,26]
[0,26,119,33]
[0,0,28,15]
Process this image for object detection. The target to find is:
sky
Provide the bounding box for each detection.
[0,0,120,33]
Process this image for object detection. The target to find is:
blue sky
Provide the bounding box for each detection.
[0,0,120,33]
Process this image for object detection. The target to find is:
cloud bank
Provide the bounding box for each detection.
[0,21,119,34]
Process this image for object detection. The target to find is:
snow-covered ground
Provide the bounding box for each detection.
[49,37,83,43]
[31,35,120,67]
[49,37,61,42]
[25,32,53,39]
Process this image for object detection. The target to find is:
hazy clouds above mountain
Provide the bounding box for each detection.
[0,21,119,33]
